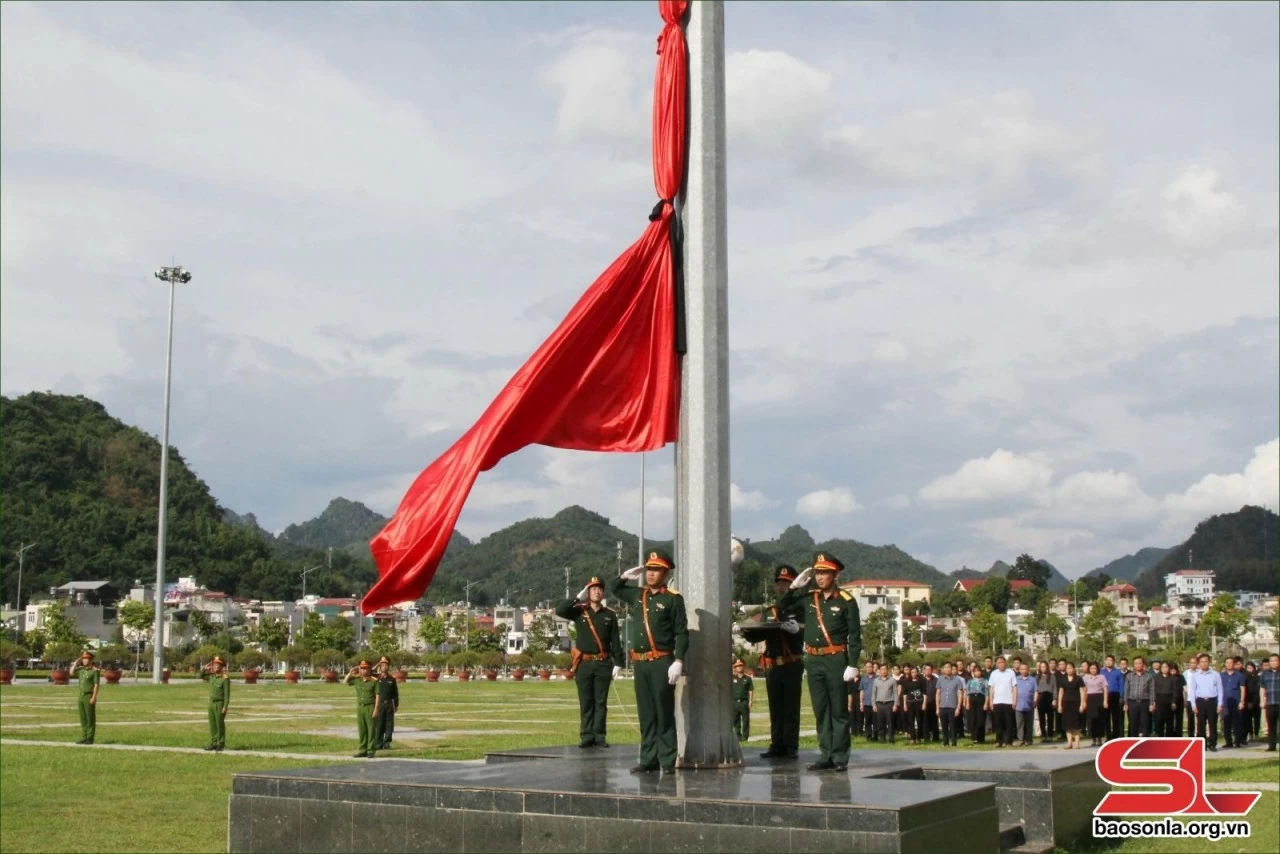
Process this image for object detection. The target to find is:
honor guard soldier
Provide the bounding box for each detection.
[199,655,231,752]
[779,553,862,771]
[344,660,379,758]
[732,659,754,742]
[761,566,806,759]
[69,649,100,744]
[556,576,624,748]
[374,657,399,750]
[611,550,688,774]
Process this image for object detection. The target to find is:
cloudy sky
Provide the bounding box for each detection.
[3,1,1277,578]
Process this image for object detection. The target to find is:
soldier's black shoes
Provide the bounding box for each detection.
[203,745,216,751]
[785,750,800,759]
[597,740,610,748]
[761,748,782,758]
[661,766,676,774]
[214,746,224,752]
[354,752,368,758]
[75,739,86,745]
[630,764,658,774]
[833,764,847,772]
[578,740,594,748]
[806,761,835,771]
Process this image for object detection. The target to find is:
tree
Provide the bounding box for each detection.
[862,608,898,661]
[1042,613,1070,649]
[368,623,400,656]
[249,616,290,653]
[300,612,326,650]
[932,589,970,618]
[1025,602,1070,650]
[902,600,930,617]
[417,615,448,651]
[1008,553,1052,589]
[967,605,1012,655]
[525,614,561,654]
[188,609,217,642]
[118,599,155,676]
[312,618,356,654]
[1080,595,1121,658]
[968,577,1011,614]
[42,601,88,647]
[924,627,957,643]
[1012,585,1051,612]
[1198,593,1251,653]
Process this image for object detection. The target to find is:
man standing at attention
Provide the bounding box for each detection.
[1188,653,1223,751]
[374,657,399,751]
[1124,657,1155,737]
[69,649,100,745]
[1101,655,1125,740]
[760,566,805,759]
[612,551,687,775]
[780,553,862,771]
[557,576,624,749]
[1014,662,1037,746]
[1220,656,1246,749]
[199,655,230,752]
[988,656,1017,748]
[1260,653,1280,752]
[731,659,754,742]
[935,663,966,746]
[343,660,378,758]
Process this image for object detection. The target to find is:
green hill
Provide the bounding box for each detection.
[1085,547,1172,583]
[1133,506,1279,599]
[747,525,950,590]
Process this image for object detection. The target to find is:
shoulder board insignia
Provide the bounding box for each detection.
[840,590,853,600]
[667,586,679,595]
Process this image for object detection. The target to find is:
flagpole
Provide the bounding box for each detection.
[674,0,740,768]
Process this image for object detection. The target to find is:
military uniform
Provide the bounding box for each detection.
[778,553,862,771]
[200,656,231,751]
[732,661,754,742]
[610,550,688,773]
[761,566,807,759]
[346,661,378,757]
[71,651,100,745]
[374,658,399,750]
[556,577,624,748]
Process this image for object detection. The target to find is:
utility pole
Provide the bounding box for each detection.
[564,567,570,600]
[151,264,192,683]
[15,542,36,629]
[673,0,739,768]
[638,453,646,569]
[300,565,322,602]
[464,579,476,651]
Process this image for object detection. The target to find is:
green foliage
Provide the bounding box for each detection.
[387,650,419,670]
[248,616,290,652]
[448,651,481,670]
[1086,547,1172,583]
[1012,585,1052,612]
[96,644,130,668]
[750,526,949,591]
[1198,593,1251,650]
[509,654,532,669]
[310,649,346,671]
[187,610,217,642]
[0,640,32,666]
[300,612,356,654]
[184,644,223,669]
[1079,595,1122,658]
[118,600,154,637]
[1065,573,1111,602]
[862,608,898,661]
[423,652,447,670]
[44,641,82,667]
[367,623,400,656]
[968,576,1011,614]
[525,613,561,653]
[42,601,88,647]
[234,650,270,671]
[967,606,1013,655]
[1134,506,1280,599]
[210,631,244,656]
[902,600,930,617]
[1008,553,1051,588]
[932,589,969,617]
[280,645,311,669]
[480,651,504,670]
[923,627,957,643]
[416,615,448,650]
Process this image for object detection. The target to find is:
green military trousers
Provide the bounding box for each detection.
[357,704,376,756]
[766,660,803,753]
[805,654,850,766]
[77,695,96,743]
[207,702,226,749]
[633,658,677,769]
[375,705,395,749]
[575,659,613,745]
[733,702,751,741]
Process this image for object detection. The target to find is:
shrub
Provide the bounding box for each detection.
[552,652,573,670]
[509,654,533,670]
[183,645,224,670]
[280,645,311,670]
[96,644,130,669]
[311,649,347,671]
[387,650,420,671]
[234,650,270,672]
[530,651,556,669]
[0,640,32,667]
[448,651,480,671]
[44,641,83,668]
[480,651,504,671]
[422,652,447,671]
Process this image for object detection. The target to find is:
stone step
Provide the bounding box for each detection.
[998,823,1025,851]
[1008,843,1055,854]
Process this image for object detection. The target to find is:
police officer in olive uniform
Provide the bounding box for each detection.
[556,576,624,748]
[344,659,379,758]
[374,657,399,750]
[761,566,806,759]
[69,649,100,744]
[199,655,231,752]
[779,553,862,771]
[732,658,754,742]
[611,550,688,774]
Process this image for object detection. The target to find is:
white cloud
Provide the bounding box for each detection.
[918,449,1055,504]
[796,487,861,517]
[878,494,913,510]
[872,340,909,362]
[973,516,1096,556]
[540,29,648,142]
[730,482,771,511]
[726,49,831,150]
[1162,439,1280,532]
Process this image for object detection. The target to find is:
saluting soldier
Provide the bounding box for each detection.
[761,566,806,759]
[611,550,688,774]
[732,659,754,742]
[69,649,100,745]
[779,553,862,771]
[199,655,231,752]
[374,657,399,751]
[556,576,624,748]
[343,659,379,758]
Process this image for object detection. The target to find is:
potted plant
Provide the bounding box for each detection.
[532,651,555,680]
[449,651,479,681]
[97,644,129,684]
[45,642,82,684]
[0,640,31,685]
[311,649,346,682]
[235,650,269,683]
[423,652,445,682]
[388,650,418,682]
[481,651,504,680]
[509,654,532,681]
[554,652,574,679]
[281,645,309,683]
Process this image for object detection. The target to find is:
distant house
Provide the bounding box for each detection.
[842,579,934,605]
[953,578,1034,594]
[1164,569,1214,608]
[1100,583,1141,625]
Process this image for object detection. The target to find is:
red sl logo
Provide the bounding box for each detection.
[1094,738,1262,816]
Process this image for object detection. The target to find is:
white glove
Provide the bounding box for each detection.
[780,619,801,635]
[843,666,857,682]
[790,567,813,590]
[576,585,590,601]
[620,565,645,581]
[612,666,621,680]
[667,660,683,684]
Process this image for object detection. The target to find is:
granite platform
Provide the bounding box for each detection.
[228,746,1104,854]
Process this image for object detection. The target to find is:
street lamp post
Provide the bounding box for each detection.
[151,265,192,684]
[15,542,37,631]
[300,565,322,602]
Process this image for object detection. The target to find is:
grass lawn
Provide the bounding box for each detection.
[2,679,1277,853]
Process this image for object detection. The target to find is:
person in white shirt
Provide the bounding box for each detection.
[988,656,1019,748]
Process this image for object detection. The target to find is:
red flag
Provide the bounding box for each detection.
[363,1,688,613]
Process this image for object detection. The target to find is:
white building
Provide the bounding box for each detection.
[857,593,904,652]
[1233,591,1268,608]
[1165,569,1214,607]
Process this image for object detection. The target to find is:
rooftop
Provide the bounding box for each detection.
[56,581,113,591]
[1102,583,1138,594]
[843,579,934,589]
[954,578,1035,593]
[1170,569,1214,577]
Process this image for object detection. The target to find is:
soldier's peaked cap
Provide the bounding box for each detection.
[733,658,745,667]
[377,657,390,665]
[81,649,95,658]
[359,660,371,668]
[644,550,674,571]
[585,576,605,589]
[812,552,844,573]
[774,565,798,582]
[212,655,225,664]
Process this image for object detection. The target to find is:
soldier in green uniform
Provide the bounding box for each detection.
[611,550,688,774]
[779,553,862,771]
[199,655,231,752]
[69,649,100,745]
[731,658,754,742]
[760,565,806,759]
[343,659,378,758]
[374,657,399,751]
[556,576,624,748]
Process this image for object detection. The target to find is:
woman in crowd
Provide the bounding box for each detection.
[1082,660,1108,747]
[1036,660,1057,743]
[1057,661,1086,750]
[966,662,989,744]
[1169,663,1184,737]
[1243,661,1260,744]
[899,665,926,744]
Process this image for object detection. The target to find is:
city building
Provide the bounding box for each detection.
[1164,569,1214,607]
[842,579,933,605]
[953,578,1036,595]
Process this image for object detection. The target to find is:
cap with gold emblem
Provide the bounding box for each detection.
[211,655,225,665]
[644,550,674,571]
[80,649,95,659]
[585,576,605,590]
[812,552,844,574]
[774,565,797,583]
[733,658,745,667]
[359,660,371,668]
[377,657,390,666]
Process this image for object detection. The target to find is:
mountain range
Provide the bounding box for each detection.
[1083,547,1173,583]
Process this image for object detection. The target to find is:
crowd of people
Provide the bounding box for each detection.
[846,651,1280,752]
